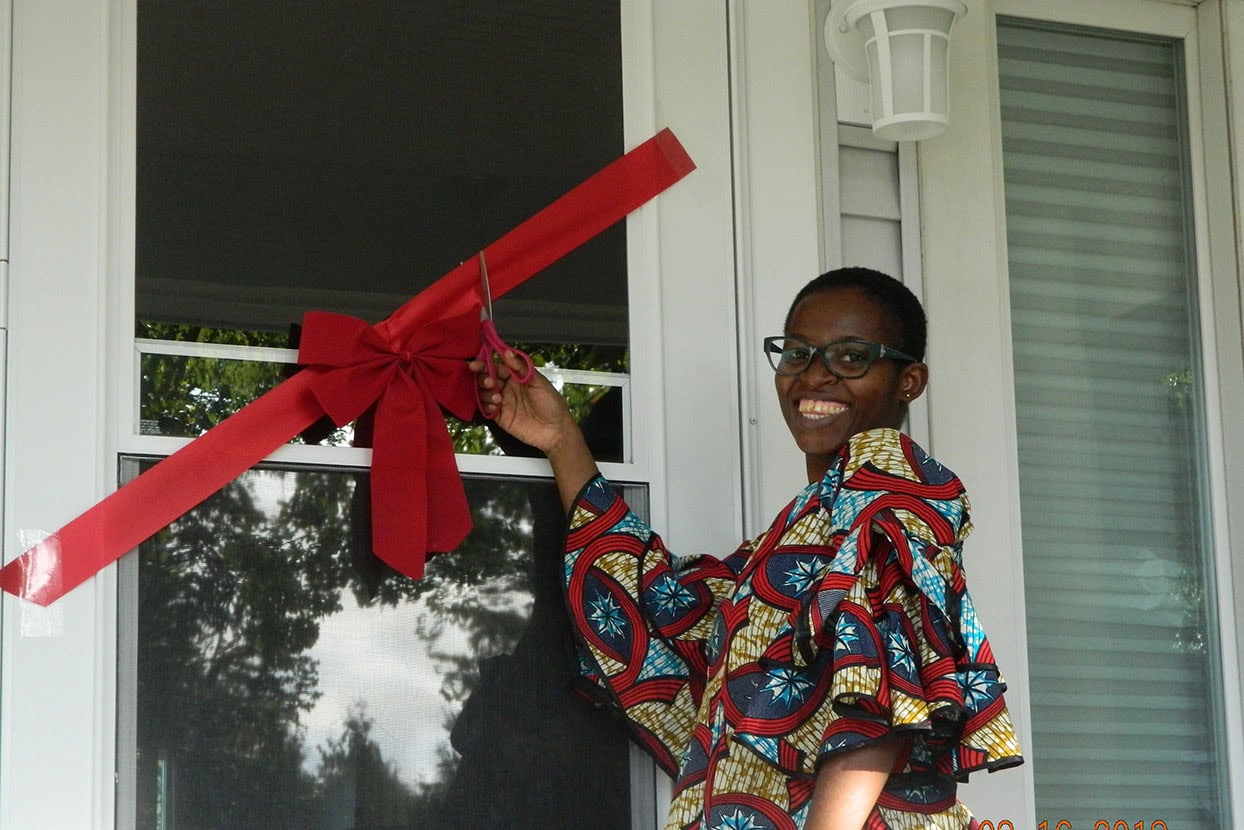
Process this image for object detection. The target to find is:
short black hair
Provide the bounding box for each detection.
[784,267,927,361]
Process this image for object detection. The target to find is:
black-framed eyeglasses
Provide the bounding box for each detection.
[762,336,918,379]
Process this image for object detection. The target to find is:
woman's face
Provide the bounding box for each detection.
[775,287,927,481]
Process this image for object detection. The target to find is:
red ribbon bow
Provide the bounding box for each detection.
[0,128,695,606]
[298,308,480,577]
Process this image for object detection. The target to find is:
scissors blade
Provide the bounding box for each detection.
[477,251,494,321]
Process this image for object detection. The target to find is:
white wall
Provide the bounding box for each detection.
[732,1,826,531]
[641,2,743,555]
[1,1,119,827]
[914,0,1036,820]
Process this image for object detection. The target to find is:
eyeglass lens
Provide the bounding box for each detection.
[768,338,878,378]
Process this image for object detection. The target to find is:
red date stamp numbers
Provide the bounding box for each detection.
[978,823,1169,830]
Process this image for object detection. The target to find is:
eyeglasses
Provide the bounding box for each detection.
[762,336,917,378]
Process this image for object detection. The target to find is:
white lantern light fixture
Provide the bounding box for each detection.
[825,0,968,142]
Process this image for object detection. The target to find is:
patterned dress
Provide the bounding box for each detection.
[564,428,1023,830]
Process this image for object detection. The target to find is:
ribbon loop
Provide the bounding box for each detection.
[298,311,401,426]
[395,307,482,421]
[298,311,391,368]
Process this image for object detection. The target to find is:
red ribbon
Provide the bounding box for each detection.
[1,128,695,606]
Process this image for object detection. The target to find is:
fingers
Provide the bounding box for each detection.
[470,357,506,386]
[473,350,534,377]
[470,351,542,420]
[469,357,518,422]
[501,350,527,374]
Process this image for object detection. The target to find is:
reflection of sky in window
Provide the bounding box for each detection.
[302,586,532,788]
[211,469,538,789]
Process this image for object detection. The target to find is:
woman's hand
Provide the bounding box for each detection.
[470,350,600,510]
[470,350,576,454]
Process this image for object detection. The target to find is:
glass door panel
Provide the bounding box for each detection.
[121,461,642,828]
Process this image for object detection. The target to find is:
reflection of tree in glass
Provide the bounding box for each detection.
[136,464,341,827]
[136,465,544,826]
[134,324,629,827]
[136,322,291,437]
[1162,368,1209,655]
[314,704,423,824]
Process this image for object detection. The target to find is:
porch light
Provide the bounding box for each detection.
[825,0,968,141]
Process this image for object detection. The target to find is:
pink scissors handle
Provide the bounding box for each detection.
[476,319,536,418]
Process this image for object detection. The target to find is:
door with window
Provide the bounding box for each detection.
[123,5,637,825]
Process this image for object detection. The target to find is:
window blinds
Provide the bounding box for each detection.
[998,19,1229,828]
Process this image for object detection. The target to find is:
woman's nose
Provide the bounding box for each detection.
[802,354,840,384]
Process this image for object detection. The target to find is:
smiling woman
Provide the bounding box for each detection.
[473,266,1023,829]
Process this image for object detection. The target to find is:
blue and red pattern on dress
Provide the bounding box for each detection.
[563,429,1023,829]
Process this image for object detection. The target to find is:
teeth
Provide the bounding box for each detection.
[799,399,846,418]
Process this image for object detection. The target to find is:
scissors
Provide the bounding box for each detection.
[476,251,536,417]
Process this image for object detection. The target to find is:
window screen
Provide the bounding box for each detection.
[122,4,644,827]
[134,1,630,455]
[136,1,627,343]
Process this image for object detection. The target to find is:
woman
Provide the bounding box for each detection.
[473,267,1023,829]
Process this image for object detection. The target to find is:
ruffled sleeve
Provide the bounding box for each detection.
[563,475,745,776]
[790,428,1023,784]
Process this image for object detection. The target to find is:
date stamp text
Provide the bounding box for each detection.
[978,822,1169,830]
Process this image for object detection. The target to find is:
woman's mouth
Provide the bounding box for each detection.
[798,399,847,420]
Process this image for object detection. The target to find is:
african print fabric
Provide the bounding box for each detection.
[564,428,1023,830]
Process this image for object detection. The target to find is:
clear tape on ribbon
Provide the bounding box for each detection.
[16,530,65,637]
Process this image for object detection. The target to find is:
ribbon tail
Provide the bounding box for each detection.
[368,375,471,579]
[0,375,327,606]
[421,395,473,552]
